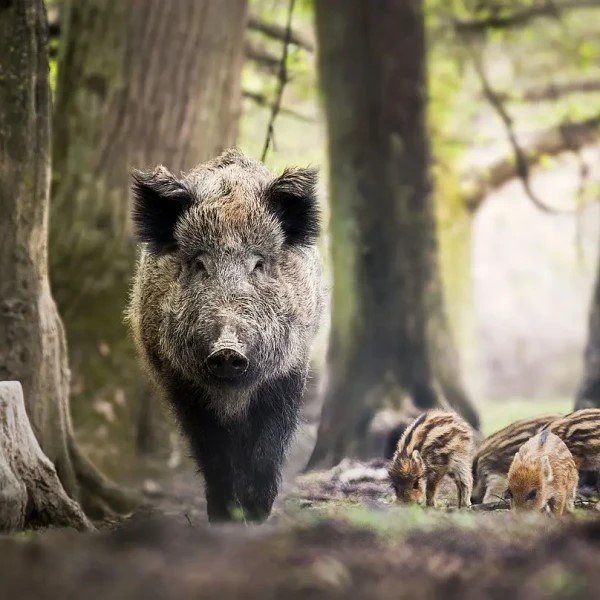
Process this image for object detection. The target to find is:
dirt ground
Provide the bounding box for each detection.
[2,459,600,600]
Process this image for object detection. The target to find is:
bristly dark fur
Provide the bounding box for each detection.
[128,149,326,523]
[265,167,320,246]
[168,369,304,522]
[131,168,192,253]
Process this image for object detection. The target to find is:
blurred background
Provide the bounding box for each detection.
[3,0,600,496]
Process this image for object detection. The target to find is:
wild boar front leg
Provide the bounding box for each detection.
[182,411,238,523]
[426,473,444,507]
[452,463,473,508]
[232,371,304,522]
[548,494,568,516]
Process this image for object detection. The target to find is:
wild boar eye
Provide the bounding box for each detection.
[192,256,208,275]
[413,480,420,490]
[252,257,265,273]
[527,490,537,501]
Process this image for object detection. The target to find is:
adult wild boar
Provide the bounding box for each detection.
[128,149,325,522]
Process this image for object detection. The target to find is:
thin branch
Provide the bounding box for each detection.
[242,90,314,123]
[471,49,573,214]
[455,0,600,32]
[463,116,600,211]
[245,41,281,73]
[247,13,314,52]
[496,79,600,102]
[261,0,296,162]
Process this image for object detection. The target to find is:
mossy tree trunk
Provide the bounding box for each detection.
[576,250,600,409]
[0,0,129,524]
[50,0,248,472]
[308,0,479,468]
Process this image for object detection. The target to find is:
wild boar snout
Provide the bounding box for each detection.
[206,347,249,379]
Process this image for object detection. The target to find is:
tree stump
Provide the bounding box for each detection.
[0,382,93,532]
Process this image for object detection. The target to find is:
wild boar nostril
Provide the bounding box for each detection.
[206,348,249,379]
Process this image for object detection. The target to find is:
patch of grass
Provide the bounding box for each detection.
[478,397,572,435]
[291,502,481,542]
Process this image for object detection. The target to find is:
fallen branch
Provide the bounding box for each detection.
[463,115,600,211]
[248,13,314,52]
[470,500,509,511]
[455,0,600,33]
[575,497,600,510]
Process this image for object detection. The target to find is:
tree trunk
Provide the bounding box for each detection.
[576,251,600,409]
[0,0,126,524]
[308,0,478,468]
[50,0,248,473]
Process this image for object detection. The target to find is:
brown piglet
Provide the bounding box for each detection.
[548,408,600,471]
[506,429,578,515]
[472,414,561,504]
[388,410,474,508]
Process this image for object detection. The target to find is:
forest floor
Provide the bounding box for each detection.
[1,459,600,600]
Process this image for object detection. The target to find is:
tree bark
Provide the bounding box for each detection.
[50,0,248,471]
[0,382,92,532]
[0,0,125,524]
[576,251,600,409]
[308,0,479,469]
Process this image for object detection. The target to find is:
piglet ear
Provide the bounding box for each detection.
[411,449,424,467]
[265,167,320,246]
[541,456,554,484]
[131,166,192,254]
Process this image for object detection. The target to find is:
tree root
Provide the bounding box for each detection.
[68,437,139,520]
[0,382,93,532]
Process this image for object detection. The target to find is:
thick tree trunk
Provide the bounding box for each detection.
[0,0,125,524]
[50,0,248,471]
[308,0,478,468]
[576,252,600,409]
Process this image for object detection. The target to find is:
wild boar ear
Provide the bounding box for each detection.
[265,167,320,246]
[131,166,192,253]
[541,456,554,484]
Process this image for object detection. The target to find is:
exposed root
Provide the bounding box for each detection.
[0,382,93,532]
[69,437,139,520]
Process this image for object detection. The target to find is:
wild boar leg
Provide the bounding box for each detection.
[471,474,486,505]
[231,371,304,522]
[551,494,567,516]
[426,473,443,507]
[181,407,238,523]
[452,465,473,508]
